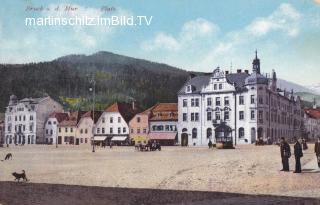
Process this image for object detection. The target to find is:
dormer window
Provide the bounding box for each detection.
[186,85,195,93]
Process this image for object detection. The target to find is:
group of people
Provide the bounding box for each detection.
[280,137,320,173]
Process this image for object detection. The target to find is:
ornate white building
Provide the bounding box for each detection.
[4,95,63,145]
[178,52,303,146]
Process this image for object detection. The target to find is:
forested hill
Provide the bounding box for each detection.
[0,51,189,112]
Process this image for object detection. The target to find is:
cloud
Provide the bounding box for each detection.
[246,3,301,37]
[141,18,219,51]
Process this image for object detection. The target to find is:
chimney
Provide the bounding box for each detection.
[225,71,229,74]
[237,69,241,73]
[244,70,249,74]
[132,100,136,110]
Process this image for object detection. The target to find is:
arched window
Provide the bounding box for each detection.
[239,127,244,139]
[192,128,197,139]
[207,128,212,139]
[182,128,187,132]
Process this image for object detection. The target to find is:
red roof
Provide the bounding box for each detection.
[105,102,141,123]
[59,111,87,127]
[148,103,178,121]
[304,108,320,119]
[49,112,69,123]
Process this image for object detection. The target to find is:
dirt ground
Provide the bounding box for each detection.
[0,144,320,204]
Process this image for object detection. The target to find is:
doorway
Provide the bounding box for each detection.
[181,133,188,146]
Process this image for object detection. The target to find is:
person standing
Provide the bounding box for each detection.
[208,140,213,149]
[293,138,303,173]
[315,137,320,169]
[280,137,291,172]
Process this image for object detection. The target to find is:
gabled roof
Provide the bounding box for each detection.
[105,102,141,123]
[304,108,320,119]
[178,72,250,95]
[81,111,103,123]
[142,103,178,121]
[59,111,87,127]
[49,112,69,123]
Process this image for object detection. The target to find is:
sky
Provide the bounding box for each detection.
[0,0,320,86]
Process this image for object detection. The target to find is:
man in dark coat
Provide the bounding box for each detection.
[315,137,320,168]
[280,137,291,172]
[293,138,303,173]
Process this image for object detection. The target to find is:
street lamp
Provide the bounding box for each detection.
[89,75,96,153]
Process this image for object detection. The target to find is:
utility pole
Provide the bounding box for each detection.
[89,74,96,153]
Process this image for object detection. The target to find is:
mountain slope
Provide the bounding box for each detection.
[0,52,189,112]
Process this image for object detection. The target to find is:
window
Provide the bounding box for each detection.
[29,115,33,121]
[192,128,197,139]
[50,130,53,135]
[239,96,244,105]
[118,117,121,123]
[207,128,212,139]
[15,116,17,121]
[85,129,88,134]
[59,128,61,133]
[266,112,269,121]
[123,127,126,133]
[118,127,121,134]
[207,98,212,106]
[102,128,105,134]
[224,111,229,120]
[251,95,255,104]
[53,121,56,125]
[258,97,263,104]
[143,128,147,133]
[214,84,217,90]
[97,128,100,134]
[224,97,229,106]
[251,110,255,120]
[183,99,187,107]
[65,128,68,132]
[137,117,141,123]
[195,113,199,121]
[80,129,83,134]
[85,138,88,143]
[80,138,83,143]
[191,99,195,107]
[207,112,212,121]
[137,128,141,134]
[215,112,221,120]
[239,111,244,120]
[102,117,105,123]
[216,97,221,106]
[110,117,113,123]
[195,98,199,107]
[131,129,134,134]
[46,129,48,134]
[48,121,51,125]
[259,110,263,123]
[183,113,187,121]
[239,127,245,138]
[219,83,222,89]
[70,128,73,133]
[110,128,113,134]
[187,85,191,92]
[191,113,195,121]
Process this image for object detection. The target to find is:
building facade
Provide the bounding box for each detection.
[177,52,303,146]
[44,112,69,145]
[304,107,320,141]
[94,102,140,145]
[57,111,86,145]
[129,103,178,145]
[76,111,102,145]
[4,95,63,145]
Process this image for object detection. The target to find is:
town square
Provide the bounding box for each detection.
[1,0,320,204]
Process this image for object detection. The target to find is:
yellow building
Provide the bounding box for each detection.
[57,111,85,145]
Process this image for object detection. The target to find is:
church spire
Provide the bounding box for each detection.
[252,50,260,74]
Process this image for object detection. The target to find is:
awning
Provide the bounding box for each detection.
[93,136,107,141]
[111,136,128,141]
[132,135,149,142]
[148,132,177,140]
